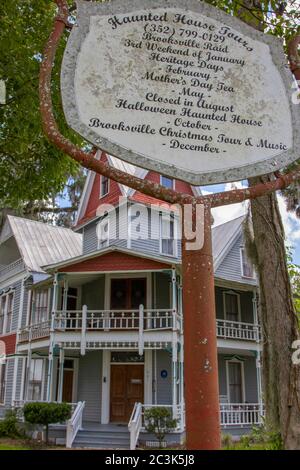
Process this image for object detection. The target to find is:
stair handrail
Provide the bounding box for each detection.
[128,402,142,450]
[66,401,85,448]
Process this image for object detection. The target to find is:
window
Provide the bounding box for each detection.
[0,291,14,334]
[100,175,109,198]
[31,290,49,325]
[240,247,254,278]
[5,293,13,333]
[160,213,176,257]
[223,291,240,322]
[160,176,174,189]
[27,359,43,401]
[0,363,6,404]
[96,217,109,248]
[227,361,244,403]
[61,287,78,311]
[0,297,5,334]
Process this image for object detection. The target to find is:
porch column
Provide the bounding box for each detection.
[171,267,178,420]
[46,273,59,402]
[25,347,32,400]
[256,350,263,418]
[57,347,65,403]
[62,278,68,311]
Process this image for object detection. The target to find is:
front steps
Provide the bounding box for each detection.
[72,423,131,449]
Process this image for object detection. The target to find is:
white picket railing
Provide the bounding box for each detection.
[220,403,264,427]
[66,401,85,448]
[217,319,261,342]
[128,402,143,450]
[17,308,260,345]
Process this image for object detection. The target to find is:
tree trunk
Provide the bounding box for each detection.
[248,176,300,449]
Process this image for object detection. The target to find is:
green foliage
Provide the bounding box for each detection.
[0,0,81,214]
[23,402,71,443]
[144,407,178,448]
[224,423,283,450]
[0,410,22,438]
[286,247,300,325]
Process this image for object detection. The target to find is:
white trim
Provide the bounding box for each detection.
[225,359,246,403]
[223,290,241,323]
[240,247,255,280]
[19,357,26,402]
[101,350,111,424]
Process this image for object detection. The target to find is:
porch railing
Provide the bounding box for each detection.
[54,309,177,331]
[216,319,261,342]
[128,402,143,450]
[66,401,85,448]
[17,309,261,344]
[0,258,25,282]
[220,403,264,427]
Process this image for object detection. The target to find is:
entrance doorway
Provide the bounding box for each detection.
[110,364,144,423]
[110,278,146,309]
[56,359,74,403]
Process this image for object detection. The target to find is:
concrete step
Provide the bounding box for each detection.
[72,428,130,449]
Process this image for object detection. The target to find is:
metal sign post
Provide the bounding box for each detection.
[39,0,299,450]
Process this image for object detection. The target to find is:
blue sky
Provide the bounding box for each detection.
[202,183,300,266]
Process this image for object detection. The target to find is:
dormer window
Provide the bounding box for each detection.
[240,247,254,278]
[100,175,109,198]
[160,176,174,190]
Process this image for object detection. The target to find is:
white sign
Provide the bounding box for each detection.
[61,0,300,185]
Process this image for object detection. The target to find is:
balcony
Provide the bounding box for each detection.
[217,319,261,342]
[0,258,25,282]
[17,310,261,347]
[18,308,181,349]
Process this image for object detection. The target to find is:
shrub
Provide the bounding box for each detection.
[23,402,71,443]
[144,407,178,448]
[0,409,21,438]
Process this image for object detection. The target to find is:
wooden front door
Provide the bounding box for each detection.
[110,365,144,423]
[110,278,147,310]
[62,370,74,403]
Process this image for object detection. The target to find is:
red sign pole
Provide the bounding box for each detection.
[182,204,221,449]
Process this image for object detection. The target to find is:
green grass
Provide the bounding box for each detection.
[0,443,30,450]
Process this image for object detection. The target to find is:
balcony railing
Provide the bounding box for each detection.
[0,258,25,282]
[220,403,264,427]
[18,309,261,344]
[217,319,261,342]
[18,308,180,343]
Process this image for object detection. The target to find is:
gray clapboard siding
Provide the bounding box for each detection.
[0,358,15,416]
[11,280,22,332]
[155,350,172,405]
[218,354,258,402]
[15,357,25,402]
[215,287,255,323]
[77,351,102,422]
[215,234,257,286]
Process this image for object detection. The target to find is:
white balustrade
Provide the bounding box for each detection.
[220,403,264,427]
[128,402,143,450]
[66,401,85,448]
[216,319,261,342]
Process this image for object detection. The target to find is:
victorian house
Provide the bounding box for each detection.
[0,152,263,448]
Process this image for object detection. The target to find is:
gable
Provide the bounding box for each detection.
[59,251,171,273]
[215,233,257,286]
[78,153,122,225]
[132,171,194,205]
